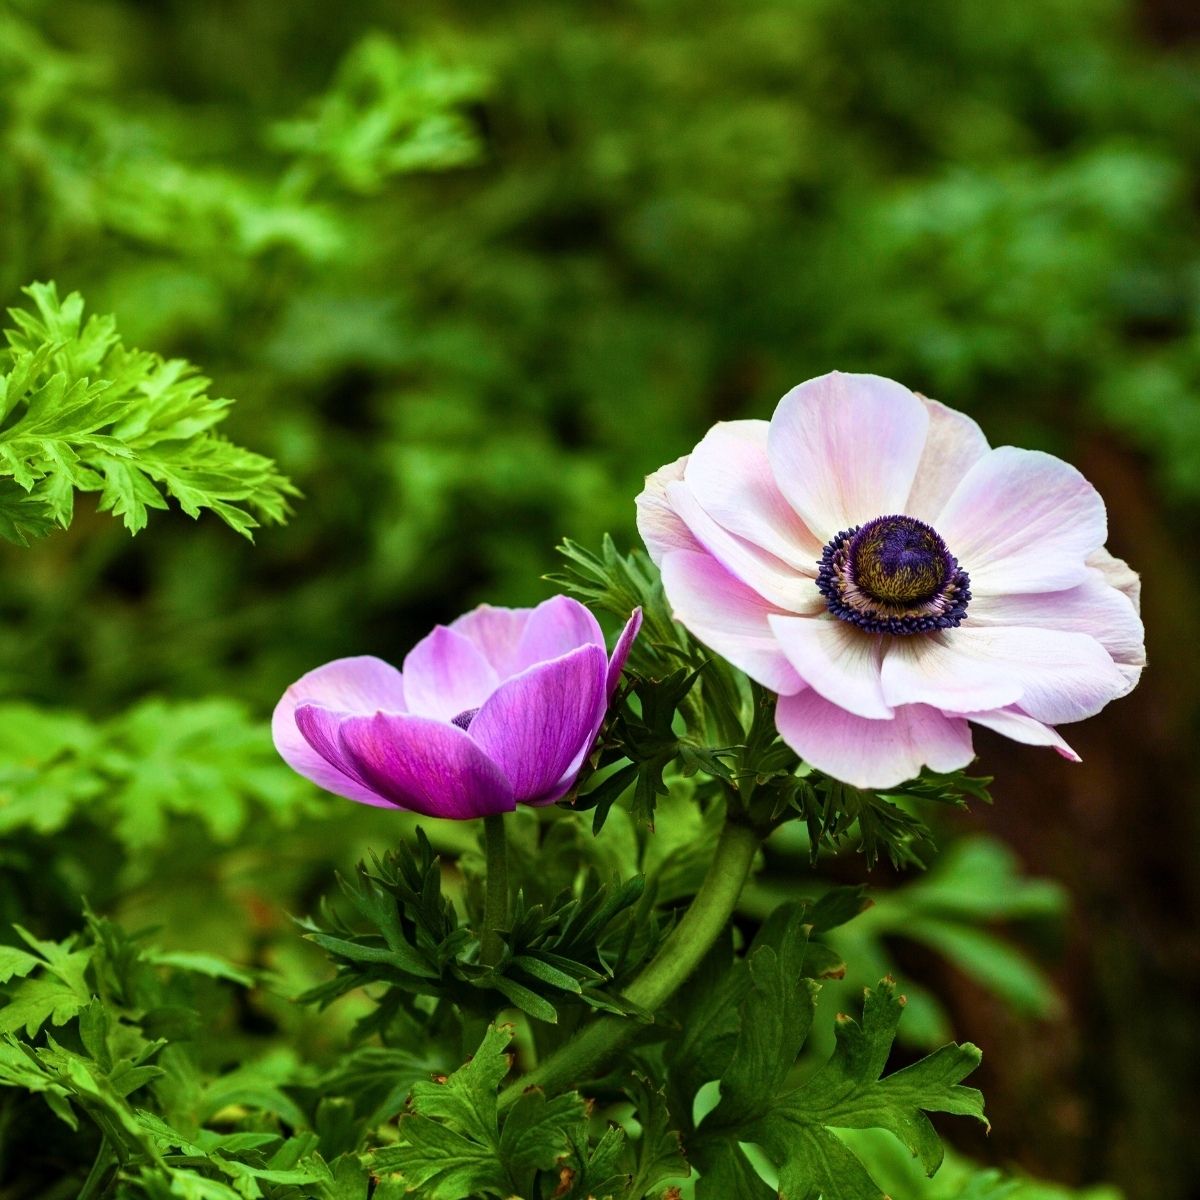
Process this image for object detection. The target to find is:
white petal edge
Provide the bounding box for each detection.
[768,615,892,719]
[767,371,930,544]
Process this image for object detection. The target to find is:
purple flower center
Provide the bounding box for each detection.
[816,514,971,635]
[450,707,481,731]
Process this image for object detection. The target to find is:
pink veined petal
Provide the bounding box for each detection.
[1086,547,1142,614]
[636,454,698,565]
[511,595,605,673]
[685,419,823,571]
[880,626,1129,724]
[768,615,892,719]
[285,703,399,808]
[904,396,990,523]
[767,372,930,544]
[402,626,500,721]
[337,712,515,820]
[966,706,1081,762]
[967,573,1145,683]
[449,605,533,678]
[607,607,643,697]
[935,446,1107,595]
[660,549,805,695]
[272,656,408,808]
[467,643,609,805]
[664,480,819,612]
[775,689,975,789]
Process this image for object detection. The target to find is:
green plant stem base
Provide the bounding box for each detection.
[499,817,761,1105]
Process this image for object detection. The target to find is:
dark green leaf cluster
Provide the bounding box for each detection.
[297,830,662,1032]
[0,283,297,543]
[667,905,987,1199]
[368,1024,689,1200]
[0,908,346,1200]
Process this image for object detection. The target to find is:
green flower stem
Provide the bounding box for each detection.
[481,811,510,968]
[498,816,761,1106]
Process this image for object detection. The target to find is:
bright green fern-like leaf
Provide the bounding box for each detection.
[0,282,297,542]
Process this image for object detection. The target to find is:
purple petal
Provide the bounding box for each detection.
[402,626,500,721]
[290,704,397,808]
[775,689,975,789]
[509,595,605,674]
[449,605,533,678]
[467,643,609,804]
[337,712,515,819]
[272,657,407,807]
[767,372,930,543]
[768,615,892,719]
[606,608,643,697]
[935,446,1107,595]
[660,549,806,695]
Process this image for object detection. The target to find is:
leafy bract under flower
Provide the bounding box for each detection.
[273,596,641,819]
[638,371,1145,787]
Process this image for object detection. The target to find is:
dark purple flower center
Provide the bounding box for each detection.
[451,707,480,731]
[816,514,970,636]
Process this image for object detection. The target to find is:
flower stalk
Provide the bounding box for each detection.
[481,812,510,968]
[498,815,761,1106]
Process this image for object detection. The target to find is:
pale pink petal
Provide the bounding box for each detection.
[880,626,1128,724]
[775,689,974,789]
[767,372,930,543]
[272,656,408,808]
[1086,547,1141,614]
[337,712,515,819]
[283,703,397,808]
[904,397,990,522]
[402,626,499,721]
[966,707,1081,762]
[664,480,819,612]
[449,605,533,677]
[636,454,698,565]
[606,608,643,696]
[512,595,605,671]
[768,615,892,719]
[935,447,1107,595]
[468,644,609,804]
[685,419,823,571]
[968,573,1145,685]
[660,550,805,694]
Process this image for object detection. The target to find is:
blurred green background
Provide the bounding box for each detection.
[2,0,1198,1196]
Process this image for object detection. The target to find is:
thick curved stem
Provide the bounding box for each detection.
[498,817,761,1106]
[481,812,509,968]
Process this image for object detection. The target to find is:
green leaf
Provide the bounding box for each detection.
[693,977,986,1200]
[372,1025,585,1200]
[0,281,297,543]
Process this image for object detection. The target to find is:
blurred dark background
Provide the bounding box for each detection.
[2,1,1198,1196]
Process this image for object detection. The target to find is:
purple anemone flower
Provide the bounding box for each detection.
[273,597,642,819]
